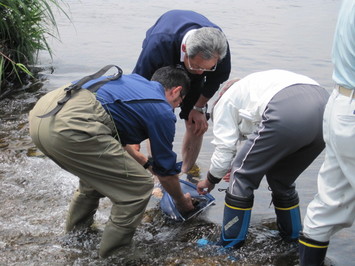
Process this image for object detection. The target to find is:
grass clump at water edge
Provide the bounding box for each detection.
[0,0,69,99]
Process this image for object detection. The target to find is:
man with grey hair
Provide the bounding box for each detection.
[133,10,231,175]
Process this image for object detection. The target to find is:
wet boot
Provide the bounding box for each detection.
[99,197,151,258]
[272,192,302,241]
[99,219,136,258]
[219,191,253,249]
[299,232,329,266]
[65,190,100,232]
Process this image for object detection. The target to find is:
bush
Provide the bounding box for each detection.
[0,0,68,99]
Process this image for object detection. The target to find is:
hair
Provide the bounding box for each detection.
[186,27,228,60]
[151,65,190,96]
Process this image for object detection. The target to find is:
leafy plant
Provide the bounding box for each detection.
[0,0,69,98]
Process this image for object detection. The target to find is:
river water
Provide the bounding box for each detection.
[1,0,353,265]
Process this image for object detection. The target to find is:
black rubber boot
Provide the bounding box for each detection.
[299,232,329,266]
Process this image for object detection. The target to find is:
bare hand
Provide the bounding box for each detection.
[187,110,208,136]
[223,172,231,182]
[197,179,215,195]
[175,192,194,213]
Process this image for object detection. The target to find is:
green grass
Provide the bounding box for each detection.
[0,0,69,98]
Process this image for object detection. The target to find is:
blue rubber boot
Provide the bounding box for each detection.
[299,232,329,266]
[219,191,253,249]
[272,192,302,241]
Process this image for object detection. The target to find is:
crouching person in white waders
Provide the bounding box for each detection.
[29,65,194,258]
[197,70,330,249]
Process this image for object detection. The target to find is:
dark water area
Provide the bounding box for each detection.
[1,0,354,265]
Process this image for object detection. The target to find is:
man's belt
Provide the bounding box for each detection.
[338,85,355,98]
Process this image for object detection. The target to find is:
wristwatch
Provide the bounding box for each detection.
[193,105,207,114]
[143,156,153,169]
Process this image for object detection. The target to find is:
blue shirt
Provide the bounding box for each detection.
[332,0,355,89]
[81,74,180,176]
[133,10,231,99]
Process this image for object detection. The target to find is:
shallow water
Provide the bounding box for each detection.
[1,0,354,265]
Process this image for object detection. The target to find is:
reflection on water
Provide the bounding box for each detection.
[1,0,353,265]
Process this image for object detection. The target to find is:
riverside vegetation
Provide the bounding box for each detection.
[0,0,68,99]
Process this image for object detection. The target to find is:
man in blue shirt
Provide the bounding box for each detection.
[29,66,194,258]
[133,10,231,173]
[299,0,355,265]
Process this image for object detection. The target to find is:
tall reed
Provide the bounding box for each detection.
[0,0,69,98]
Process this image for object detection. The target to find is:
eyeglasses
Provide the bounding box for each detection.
[186,56,217,72]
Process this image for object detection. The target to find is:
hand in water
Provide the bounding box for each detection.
[176,192,194,213]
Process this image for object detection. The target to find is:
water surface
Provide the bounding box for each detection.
[1,0,353,265]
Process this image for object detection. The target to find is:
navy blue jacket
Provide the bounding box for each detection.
[133,10,231,100]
